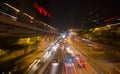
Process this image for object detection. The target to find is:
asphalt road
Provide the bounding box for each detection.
[0,36,112,74]
[40,41,104,74]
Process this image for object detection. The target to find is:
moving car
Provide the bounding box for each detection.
[52,58,59,66]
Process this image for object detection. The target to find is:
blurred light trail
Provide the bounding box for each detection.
[23,13,34,19]
[4,3,20,12]
[65,63,68,74]
[72,63,77,74]
[103,16,119,23]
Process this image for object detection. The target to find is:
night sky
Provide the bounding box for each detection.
[47,0,120,30]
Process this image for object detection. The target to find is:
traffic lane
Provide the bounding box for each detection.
[66,42,100,74]
[63,55,96,74]
[28,48,56,74]
[37,41,61,74]
[59,42,94,74]
[67,66,75,74]
[43,59,64,74]
[56,44,66,74]
[44,41,98,74]
[75,49,100,74]
[63,63,77,74]
[26,42,58,74]
[74,58,97,74]
[71,37,111,74]
[43,46,64,74]
[27,59,41,74]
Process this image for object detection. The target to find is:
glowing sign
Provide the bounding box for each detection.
[34,2,51,18]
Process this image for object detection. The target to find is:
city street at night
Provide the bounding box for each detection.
[0,0,120,74]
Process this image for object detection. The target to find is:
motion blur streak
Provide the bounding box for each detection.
[76,58,81,67]
[85,63,93,73]
[81,66,86,74]
[65,63,68,74]
[50,65,57,74]
[72,63,77,74]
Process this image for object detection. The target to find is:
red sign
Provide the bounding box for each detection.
[34,2,51,18]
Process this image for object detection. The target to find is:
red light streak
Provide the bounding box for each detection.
[65,63,68,74]
[103,16,119,23]
[84,63,93,73]
[39,7,43,14]
[34,2,51,18]
[72,63,77,74]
